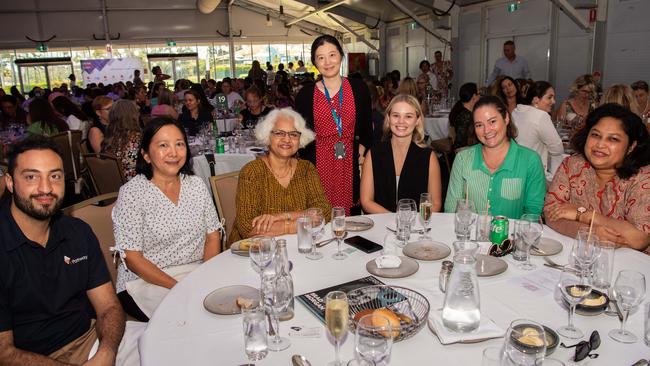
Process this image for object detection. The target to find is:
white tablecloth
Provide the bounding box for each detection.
[424,114,450,141]
[139,213,650,366]
[191,153,256,189]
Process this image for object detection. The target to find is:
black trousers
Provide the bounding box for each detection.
[117,291,149,322]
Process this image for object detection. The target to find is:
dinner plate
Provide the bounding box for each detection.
[366,256,419,278]
[203,285,260,315]
[475,254,508,277]
[403,240,451,261]
[531,238,563,256]
[230,239,254,257]
[346,216,374,232]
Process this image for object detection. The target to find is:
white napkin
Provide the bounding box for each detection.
[374,255,402,269]
[428,309,505,345]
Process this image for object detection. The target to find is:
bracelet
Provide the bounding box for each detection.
[285,212,291,221]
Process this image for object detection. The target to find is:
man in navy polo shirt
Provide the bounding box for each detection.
[0,136,125,365]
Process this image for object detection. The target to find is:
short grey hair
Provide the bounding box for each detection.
[255,107,315,148]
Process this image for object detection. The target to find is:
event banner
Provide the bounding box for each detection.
[81,57,143,85]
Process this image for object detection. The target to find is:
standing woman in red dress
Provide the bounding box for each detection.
[296,35,372,215]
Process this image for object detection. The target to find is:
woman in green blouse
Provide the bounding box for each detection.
[444,95,546,219]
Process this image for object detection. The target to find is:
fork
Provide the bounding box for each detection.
[543,257,565,268]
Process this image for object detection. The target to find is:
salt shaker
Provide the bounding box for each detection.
[439,260,453,293]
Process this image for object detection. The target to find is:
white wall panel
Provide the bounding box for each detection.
[486,0,549,37]
[386,26,404,75]
[457,8,481,85]
[39,12,104,41]
[602,0,650,86]
[554,8,592,102]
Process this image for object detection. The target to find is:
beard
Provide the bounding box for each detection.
[13,192,63,221]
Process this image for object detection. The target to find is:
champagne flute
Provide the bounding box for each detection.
[419,193,433,240]
[518,214,543,270]
[349,314,394,366]
[331,207,347,260]
[325,291,349,366]
[609,270,646,343]
[306,207,324,260]
[557,267,592,339]
[260,273,292,351]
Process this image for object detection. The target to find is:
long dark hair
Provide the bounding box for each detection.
[310,35,344,65]
[571,103,649,179]
[187,86,214,113]
[523,81,553,106]
[52,96,88,121]
[135,117,193,179]
[28,98,69,133]
[495,76,523,106]
[102,100,141,153]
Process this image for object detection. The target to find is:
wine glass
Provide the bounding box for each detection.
[305,207,324,260]
[571,229,600,278]
[249,237,275,277]
[418,193,433,240]
[609,270,646,343]
[331,207,347,260]
[325,291,349,366]
[454,199,476,240]
[349,314,394,366]
[557,267,592,339]
[518,214,543,270]
[503,319,546,366]
[260,273,292,351]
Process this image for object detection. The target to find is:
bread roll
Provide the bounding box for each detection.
[372,308,401,338]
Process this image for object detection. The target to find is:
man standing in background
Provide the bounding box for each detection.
[486,40,530,85]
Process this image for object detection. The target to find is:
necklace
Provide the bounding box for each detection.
[266,157,294,180]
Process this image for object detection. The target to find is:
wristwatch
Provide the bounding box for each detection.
[576,207,587,222]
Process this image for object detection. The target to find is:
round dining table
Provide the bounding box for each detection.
[138,213,650,365]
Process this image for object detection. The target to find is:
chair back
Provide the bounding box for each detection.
[209,171,239,249]
[51,130,83,183]
[63,192,119,285]
[84,153,126,195]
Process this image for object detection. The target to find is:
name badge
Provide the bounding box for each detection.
[334,141,346,160]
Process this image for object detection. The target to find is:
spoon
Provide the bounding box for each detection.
[292,354,312,366]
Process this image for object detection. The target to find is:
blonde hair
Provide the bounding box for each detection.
[397,77,418,99]
[569,74,597,101]
[382,94,426,147]
[602,84,643,116]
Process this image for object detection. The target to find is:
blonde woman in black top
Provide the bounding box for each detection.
[360,94,442,213]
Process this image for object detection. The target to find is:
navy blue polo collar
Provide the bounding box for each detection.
[1,199,67,252]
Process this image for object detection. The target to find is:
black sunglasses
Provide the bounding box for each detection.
[488,239,514,257]
[561,330,600,362]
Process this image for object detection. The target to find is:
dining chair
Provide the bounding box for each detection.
[63,192,119,285]
[84,153,127,195]
[209,171,239,250]
[51,130,83,191]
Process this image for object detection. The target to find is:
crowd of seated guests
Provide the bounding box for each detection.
[0,44,649,366]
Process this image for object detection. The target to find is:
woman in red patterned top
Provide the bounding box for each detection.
[544,103,650,251]
[296,35,372,214]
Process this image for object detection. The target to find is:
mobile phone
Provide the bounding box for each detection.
[344,236,383,254]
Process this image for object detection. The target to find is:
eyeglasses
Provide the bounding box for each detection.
[561,330,600,362]
[271,130,301,139]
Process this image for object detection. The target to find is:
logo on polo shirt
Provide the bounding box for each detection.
[63,255,88,265]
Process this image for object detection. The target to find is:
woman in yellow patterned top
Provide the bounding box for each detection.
[229,108,332,244]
